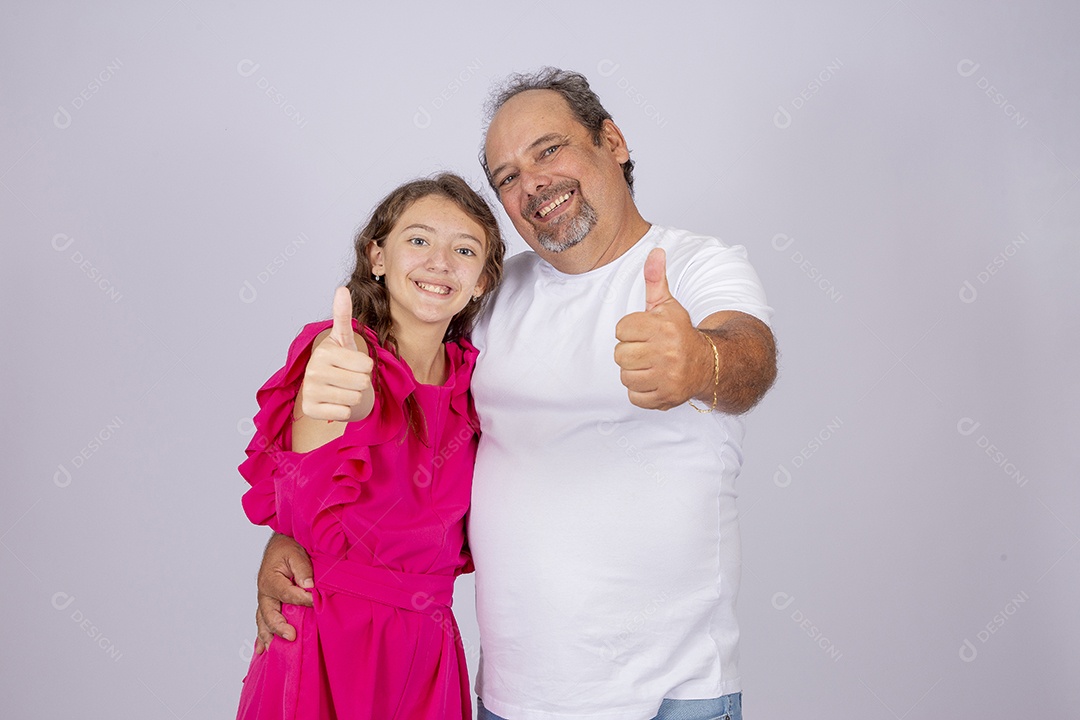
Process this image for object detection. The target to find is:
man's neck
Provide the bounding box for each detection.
[542,210,652,275]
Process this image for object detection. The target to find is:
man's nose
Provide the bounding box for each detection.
[521,168,550,197]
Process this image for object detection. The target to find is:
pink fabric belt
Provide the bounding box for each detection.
[236,557,459,719]
[311,553,455,614]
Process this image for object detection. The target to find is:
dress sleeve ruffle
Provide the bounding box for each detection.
[302,326,415,554]
[445,338,480,576]
[239,323,480,563]
[303,333,480,558]
[446,337,480,433]
[239,320,337,536]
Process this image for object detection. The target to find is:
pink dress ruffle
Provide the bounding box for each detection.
[236,319,478,720]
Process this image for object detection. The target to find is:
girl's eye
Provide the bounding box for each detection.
[456,248,476,257]
[409,237,428,246]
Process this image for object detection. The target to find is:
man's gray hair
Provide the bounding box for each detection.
[479,67,635,196]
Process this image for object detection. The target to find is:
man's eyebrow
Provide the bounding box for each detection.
[489,133,567,182]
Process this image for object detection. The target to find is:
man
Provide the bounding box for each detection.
[255,68,777,720]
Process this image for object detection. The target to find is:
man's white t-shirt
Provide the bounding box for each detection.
[469,225,772,720]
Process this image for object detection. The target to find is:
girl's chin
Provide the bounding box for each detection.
[391,305,470,328]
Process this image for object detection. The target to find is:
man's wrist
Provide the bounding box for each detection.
[688,329,720,412]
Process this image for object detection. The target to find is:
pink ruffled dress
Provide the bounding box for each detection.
[236,319,478,720]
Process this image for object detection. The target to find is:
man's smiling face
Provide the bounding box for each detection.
[484,89,630,260]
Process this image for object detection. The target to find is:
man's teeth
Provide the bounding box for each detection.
[416,281,451,295]
[538,192,572,217]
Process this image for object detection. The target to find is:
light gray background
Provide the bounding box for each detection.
[4,1,1077,718]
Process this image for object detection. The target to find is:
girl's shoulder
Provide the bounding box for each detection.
[292,319,371,360]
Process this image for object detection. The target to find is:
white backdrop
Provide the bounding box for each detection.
[4,1,1077,718]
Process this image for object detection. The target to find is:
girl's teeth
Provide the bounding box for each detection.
[417,282,450,295]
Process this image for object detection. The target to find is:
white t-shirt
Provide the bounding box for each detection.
[469,225,772,720]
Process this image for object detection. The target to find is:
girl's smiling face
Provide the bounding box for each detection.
[368,194,488,334]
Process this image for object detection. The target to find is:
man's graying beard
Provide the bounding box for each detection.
[528,187,598,254]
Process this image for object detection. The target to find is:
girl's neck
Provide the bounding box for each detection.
[392,320,450,386]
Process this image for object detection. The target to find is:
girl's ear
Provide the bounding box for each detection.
[367,242,385,276]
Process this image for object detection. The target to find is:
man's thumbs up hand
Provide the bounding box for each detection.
[300,287,374,422]
[643,246,675,312]
[614,248,712,410]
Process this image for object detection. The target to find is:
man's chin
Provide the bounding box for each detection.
[514,226,578,255]
[536,233,585,254]
[533,218,593,254]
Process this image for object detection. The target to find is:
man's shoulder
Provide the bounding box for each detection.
[651,225,748,264]
[477,251,541,327]
[498,249,544,288]
[505,248,542,271]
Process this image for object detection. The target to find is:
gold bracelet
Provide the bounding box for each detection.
[687,331,719,413]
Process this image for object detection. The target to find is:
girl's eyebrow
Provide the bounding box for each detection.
[402,223,482,244]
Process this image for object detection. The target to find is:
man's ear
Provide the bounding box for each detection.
[600,119,631,165]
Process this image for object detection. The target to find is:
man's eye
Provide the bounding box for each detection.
[542,145,559,157]
[499,174,516,187]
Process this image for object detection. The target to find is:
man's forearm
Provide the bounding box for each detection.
[699,314,777,415]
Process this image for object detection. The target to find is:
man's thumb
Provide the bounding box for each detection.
[288,550,315,590]
[329,286,357,350]
[643,248,673,311]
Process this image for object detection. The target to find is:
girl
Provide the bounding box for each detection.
[236,174,505,719]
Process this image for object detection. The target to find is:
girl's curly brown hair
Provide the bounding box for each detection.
[345,173,505,351]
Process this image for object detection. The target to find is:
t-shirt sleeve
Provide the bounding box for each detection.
[670,240,773,328]
[238,321,332,535]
